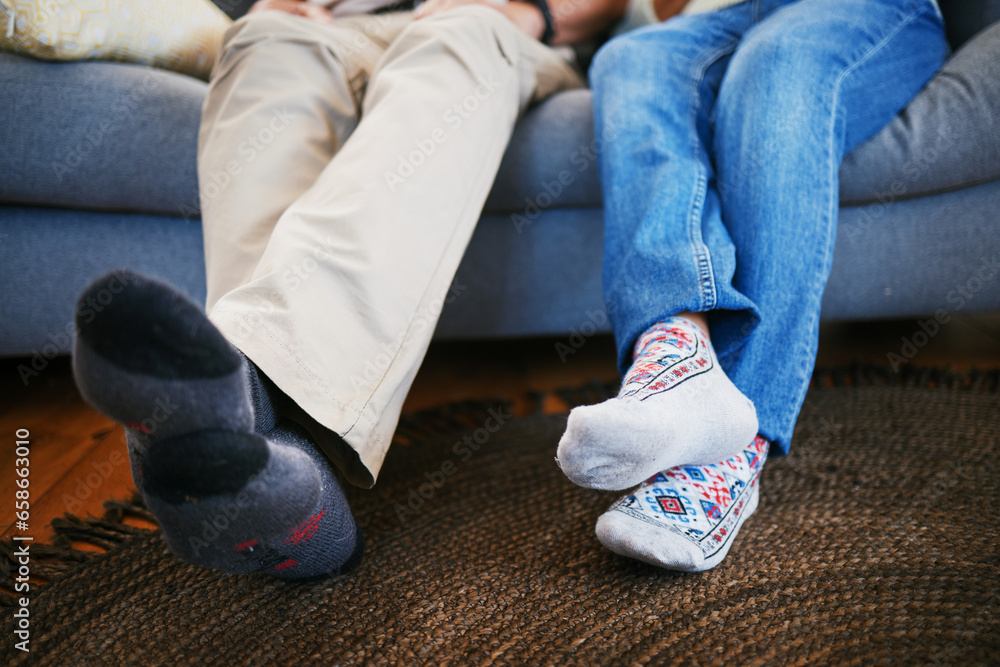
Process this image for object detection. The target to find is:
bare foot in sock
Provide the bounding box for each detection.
[72,270,362,579]
[557,316,757,491]
[596,436,768,572]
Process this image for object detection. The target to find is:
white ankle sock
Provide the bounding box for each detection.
[557,316,758,490]
[596,436,768,572]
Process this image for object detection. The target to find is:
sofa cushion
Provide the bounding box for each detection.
[0,52,204,215]
[839,20,1000,206]
[3,13,998,220]
[484,89,604,213]
[0,52,603,217]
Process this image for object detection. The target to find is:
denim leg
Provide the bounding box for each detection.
[711,0,949,453]
[590,5,760,374]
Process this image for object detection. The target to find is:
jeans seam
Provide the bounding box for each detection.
[686,38,741,312]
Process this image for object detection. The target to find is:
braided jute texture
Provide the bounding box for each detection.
[2,368,998,665]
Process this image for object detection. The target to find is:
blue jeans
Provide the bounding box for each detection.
[591,0,948,455]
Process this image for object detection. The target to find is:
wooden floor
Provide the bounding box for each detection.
[2,314,999,548]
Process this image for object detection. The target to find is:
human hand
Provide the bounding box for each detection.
[415,0,546,42]
[653,0,688,21]
[414,0,491,19]
[249,0,335,25]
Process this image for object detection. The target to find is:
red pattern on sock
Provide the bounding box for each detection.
[233,539,259,552]
[285,510,325,545]
[126,421,152,434]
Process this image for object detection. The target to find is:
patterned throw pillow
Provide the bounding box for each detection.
[0,0,232,79]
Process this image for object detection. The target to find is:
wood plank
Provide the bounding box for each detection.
[0,357,139,544]
[1,423,141,547]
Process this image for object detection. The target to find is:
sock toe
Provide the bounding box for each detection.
[71,270,253,437]
[557,401,649,482]
[556,402,615,487]
[557,399,689,491]
[145,437,325,572]
[260,423,363,579]
[594,439,768,572]
[75,269,240,380]
[596,510,703,571]
[558,381,758,490]
[557,317,759,492]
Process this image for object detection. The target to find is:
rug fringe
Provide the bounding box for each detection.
[0,494,151,607]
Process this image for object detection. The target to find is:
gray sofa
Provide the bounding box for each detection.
[2,0,999,360]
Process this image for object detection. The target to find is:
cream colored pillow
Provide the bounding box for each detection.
[0,0,232,79]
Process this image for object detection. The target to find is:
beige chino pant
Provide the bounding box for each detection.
[198,7,582,487]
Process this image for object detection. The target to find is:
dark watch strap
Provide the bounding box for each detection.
[527,0,556,44]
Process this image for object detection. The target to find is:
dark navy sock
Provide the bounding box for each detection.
[72,270,362,579]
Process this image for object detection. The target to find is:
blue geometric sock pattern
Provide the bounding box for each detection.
[596,436,769,571]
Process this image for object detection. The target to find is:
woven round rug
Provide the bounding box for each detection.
[2,366,998,665]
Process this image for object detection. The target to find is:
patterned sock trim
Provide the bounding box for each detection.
[621,318,715,401]
[606,435,769,558]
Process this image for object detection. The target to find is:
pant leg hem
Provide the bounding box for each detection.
[210,307,389,485]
